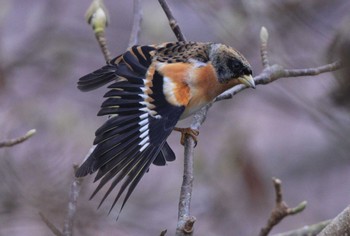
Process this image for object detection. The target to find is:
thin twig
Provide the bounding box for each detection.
[39,212,63,236]
[95,32,112,61]
[62,165,84,236]
[283,61,342,78]
[128,0,142,47]
[318,205,350,236]
[0,129,36,148]
[215,27,342,102]
[259,178,307,236]
[158,0,186,41]
[272,219,331,236]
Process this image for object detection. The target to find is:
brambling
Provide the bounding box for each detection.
[76,41,255,215]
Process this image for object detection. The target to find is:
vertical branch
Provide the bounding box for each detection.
[128,0,143,47]
[62,165,83,236]
[158,1,198,234]
[175,104,211,236]
[176,138,196,235]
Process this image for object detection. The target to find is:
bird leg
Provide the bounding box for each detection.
[173,127,199,147]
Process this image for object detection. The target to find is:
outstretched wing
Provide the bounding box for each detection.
[76,45,185,214]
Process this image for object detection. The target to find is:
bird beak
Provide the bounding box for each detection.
[238,75,256,89]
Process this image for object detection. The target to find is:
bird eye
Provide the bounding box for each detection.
[227,58,242,71]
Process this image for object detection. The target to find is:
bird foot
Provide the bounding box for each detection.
[173,127,199,147]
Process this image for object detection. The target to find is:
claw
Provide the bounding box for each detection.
[173,127,199,147]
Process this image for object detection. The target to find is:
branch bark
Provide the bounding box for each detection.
[272,219,330,236]
[318,205,350,236]
[62,165,83,236]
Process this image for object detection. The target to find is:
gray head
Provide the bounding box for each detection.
[208,43,255,88]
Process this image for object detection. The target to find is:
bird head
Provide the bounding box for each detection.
[209,43,255,88]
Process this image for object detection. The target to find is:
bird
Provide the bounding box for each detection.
[76,41,255,216]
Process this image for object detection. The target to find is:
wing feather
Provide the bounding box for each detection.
[76,44,186,216]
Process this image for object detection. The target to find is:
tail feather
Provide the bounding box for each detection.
[152,142,176,166]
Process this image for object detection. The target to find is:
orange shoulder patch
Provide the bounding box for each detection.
[156,62,192,106]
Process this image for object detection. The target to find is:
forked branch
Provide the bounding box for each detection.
[259,178,307,236]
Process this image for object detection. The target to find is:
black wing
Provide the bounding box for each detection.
[76,45,184,215]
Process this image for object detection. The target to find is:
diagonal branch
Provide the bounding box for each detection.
[318,205,350,236]
[39,212,63,236]
[0,129,36,148]
[158,0,186,41]
[271,219,330,236]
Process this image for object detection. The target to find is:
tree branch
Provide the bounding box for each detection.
[176,136,196,236]
[158,0,186,41]
[215,27,342,102]
[40,165,83,236]
[128,0,142,47]
[259,178,307,236]
[39,212,63,236]
[0,129,36,148]
[157,4,343,235]
[62,165,83,236]
[318,205,350,236]
[272,219,330,236]
[157,1,198,235]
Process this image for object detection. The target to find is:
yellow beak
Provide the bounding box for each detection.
[238,74,256,89]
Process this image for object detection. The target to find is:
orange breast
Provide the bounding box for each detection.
[156,62,241,119]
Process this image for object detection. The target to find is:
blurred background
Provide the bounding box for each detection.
[1,0,350,235]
